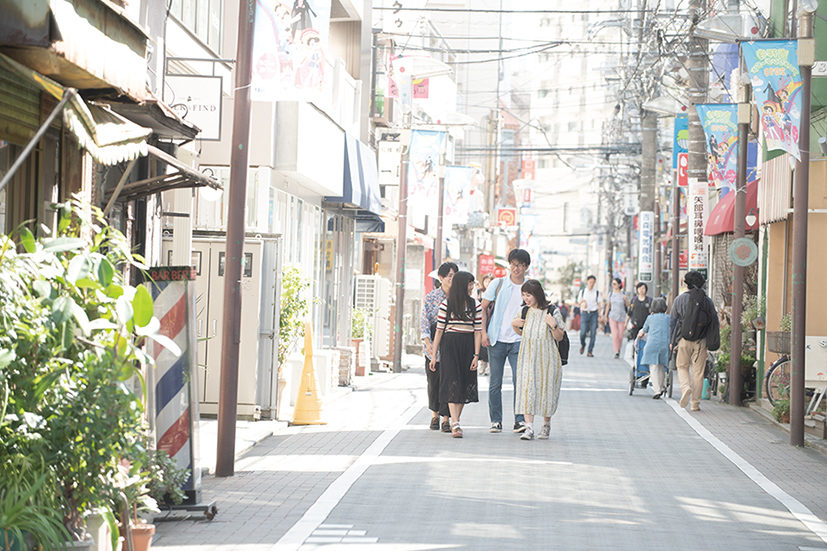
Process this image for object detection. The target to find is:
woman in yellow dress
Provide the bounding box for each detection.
[511,279,565,441]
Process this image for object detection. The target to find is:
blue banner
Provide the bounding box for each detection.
[741,40,803,160]
[696,104,739,193]
[673,115,688,169]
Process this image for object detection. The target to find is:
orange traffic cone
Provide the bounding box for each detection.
[291,321,326,425]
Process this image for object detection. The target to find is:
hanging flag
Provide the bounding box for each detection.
[638,211,654,283]
[695,104,739,192]
[741,40,803,160]
[444,166,473,227]
[407,130,446,230]
[519,214,541,279]
[673,115,689,169]
[252,0,333,101]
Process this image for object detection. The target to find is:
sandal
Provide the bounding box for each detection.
[451,422,463,438]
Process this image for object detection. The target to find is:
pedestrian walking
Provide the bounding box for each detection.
[606,278,630,359]
[577,275,604,357]
[475,274,494,376]
[480,248,531,434]
[420,262,457,432]
[638,297,671,399]
[627,282,652,341]
[429,271,481,438]
[511,280,565,441]
[670,271,720,411]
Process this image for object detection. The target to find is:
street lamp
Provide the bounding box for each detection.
[392,56,453,373]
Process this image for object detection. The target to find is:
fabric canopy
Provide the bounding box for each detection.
[0,52,150,165]
[704,180,760,236]
[325,133,384,232]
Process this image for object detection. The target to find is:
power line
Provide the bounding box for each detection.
[374,7,691,14]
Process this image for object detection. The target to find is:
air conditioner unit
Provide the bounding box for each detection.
[354,275,393,357]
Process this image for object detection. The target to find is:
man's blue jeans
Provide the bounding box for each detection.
[580,310,599,353]
[487,340,524,425]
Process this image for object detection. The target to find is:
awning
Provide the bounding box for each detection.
[106,90,201,141]
[105,144,222,203]
[0,52,150,165]
[704,180,760,236]
[325,133,384,232]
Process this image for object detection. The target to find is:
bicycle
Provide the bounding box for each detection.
[764,354,822,413]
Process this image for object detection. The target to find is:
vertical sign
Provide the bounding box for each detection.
[673,115,689,169]
[638,211,654,283]
[688,179,709,279]
[677,152,689,187]
[521,159,536,180]
[479,254,495,276]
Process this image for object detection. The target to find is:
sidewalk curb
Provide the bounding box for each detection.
[745,402,827,458]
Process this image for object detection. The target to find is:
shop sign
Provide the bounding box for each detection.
[687,179,708,279]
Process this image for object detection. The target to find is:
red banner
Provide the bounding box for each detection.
[479,254,495,276]
[677,153,688,187]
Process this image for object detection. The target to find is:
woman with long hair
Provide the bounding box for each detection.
[429,271,481,438]
[638,297,671,399]
[606,277,630,359]
[511,279,565,441]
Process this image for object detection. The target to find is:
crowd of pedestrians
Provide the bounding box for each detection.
[419,248,720,437]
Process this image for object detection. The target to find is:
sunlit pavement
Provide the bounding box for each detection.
[154,334,827,550]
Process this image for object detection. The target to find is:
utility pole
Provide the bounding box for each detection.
[730,97,750,406]
[392,138,409,374]
[791,9,815,446]
[216,0,255,478]
[640,111,657,296]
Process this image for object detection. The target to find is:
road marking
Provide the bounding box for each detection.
[664,397,827,545]
[269,401,422,551]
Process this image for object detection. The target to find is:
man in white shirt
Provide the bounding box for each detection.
[481,248,531,433]
[577,275,604,357]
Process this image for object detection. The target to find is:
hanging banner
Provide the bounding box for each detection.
[638,211,654,283]
[687,179,709,279]
[407,130,445,230]
[695,104,739,192]
[673,115,689,169]
[252,0,333,102]
[741,40,803,160]
[479,254,495,276]
[519,214,541,279]
[443,166,474,227]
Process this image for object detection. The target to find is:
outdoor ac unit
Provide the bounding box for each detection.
[354,275,392,357]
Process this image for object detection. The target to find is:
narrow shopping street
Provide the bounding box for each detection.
[154,335,827,551]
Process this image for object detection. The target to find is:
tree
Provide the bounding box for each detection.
[556,259,585,302]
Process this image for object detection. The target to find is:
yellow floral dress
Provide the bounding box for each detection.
[515,307,564,417]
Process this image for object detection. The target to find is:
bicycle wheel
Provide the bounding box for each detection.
[666,368,674,399]
[628,366,635,396]
[764,357,791,406]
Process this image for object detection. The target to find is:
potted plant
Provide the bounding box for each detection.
[115,458,158,551]
[350,308,372,376]
[0,197,179,543]
[773,398,791,423]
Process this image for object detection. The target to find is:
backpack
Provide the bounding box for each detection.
[680,288,712,342]
[521,305,570,365]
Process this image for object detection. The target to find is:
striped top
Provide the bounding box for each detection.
[436,299,483,333]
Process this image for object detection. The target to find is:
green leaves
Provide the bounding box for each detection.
[18,227,35,253]
[41,237,85,253]
[132,285,153,328]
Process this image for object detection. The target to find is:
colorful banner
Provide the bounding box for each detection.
[407,130,445,230]
[673,115,689,169]
[696,104,739,192]
[444,166,474,227]
[741,40,803,160]
[688,179,709,280]
[638,211,654,283]
[252,0,333,101]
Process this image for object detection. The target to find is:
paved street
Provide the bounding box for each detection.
[154,334,827,550]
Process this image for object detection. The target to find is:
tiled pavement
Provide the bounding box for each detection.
[154,334,827,550]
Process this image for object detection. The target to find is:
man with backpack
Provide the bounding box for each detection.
[670,271,720,411]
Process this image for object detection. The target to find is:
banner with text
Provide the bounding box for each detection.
[688,179,709,279]
[408,130,446,229]
[638,211,654,283]
[695,104,739,193]
[673,115,689,169]
[252,0,332,101]
[741,40,802,160]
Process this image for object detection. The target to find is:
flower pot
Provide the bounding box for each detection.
[119,523,154,551]
[351,338,365,376]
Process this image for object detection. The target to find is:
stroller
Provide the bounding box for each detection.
[628,336,674,397]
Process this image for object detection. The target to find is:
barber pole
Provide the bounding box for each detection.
[146,266,202,504]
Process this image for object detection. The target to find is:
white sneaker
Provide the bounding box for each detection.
[520,426,535,440]
[538,424,550,440]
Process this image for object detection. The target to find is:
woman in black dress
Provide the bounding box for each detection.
[429,271,481,438]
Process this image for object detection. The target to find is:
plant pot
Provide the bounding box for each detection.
[351,338,365,376]
[780,412,790,423]
[119,523,153,551]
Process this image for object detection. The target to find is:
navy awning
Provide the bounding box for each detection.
[325,133,384,232]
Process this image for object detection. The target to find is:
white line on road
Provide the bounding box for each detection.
[665,397,827,545]
[269,401,423,551]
